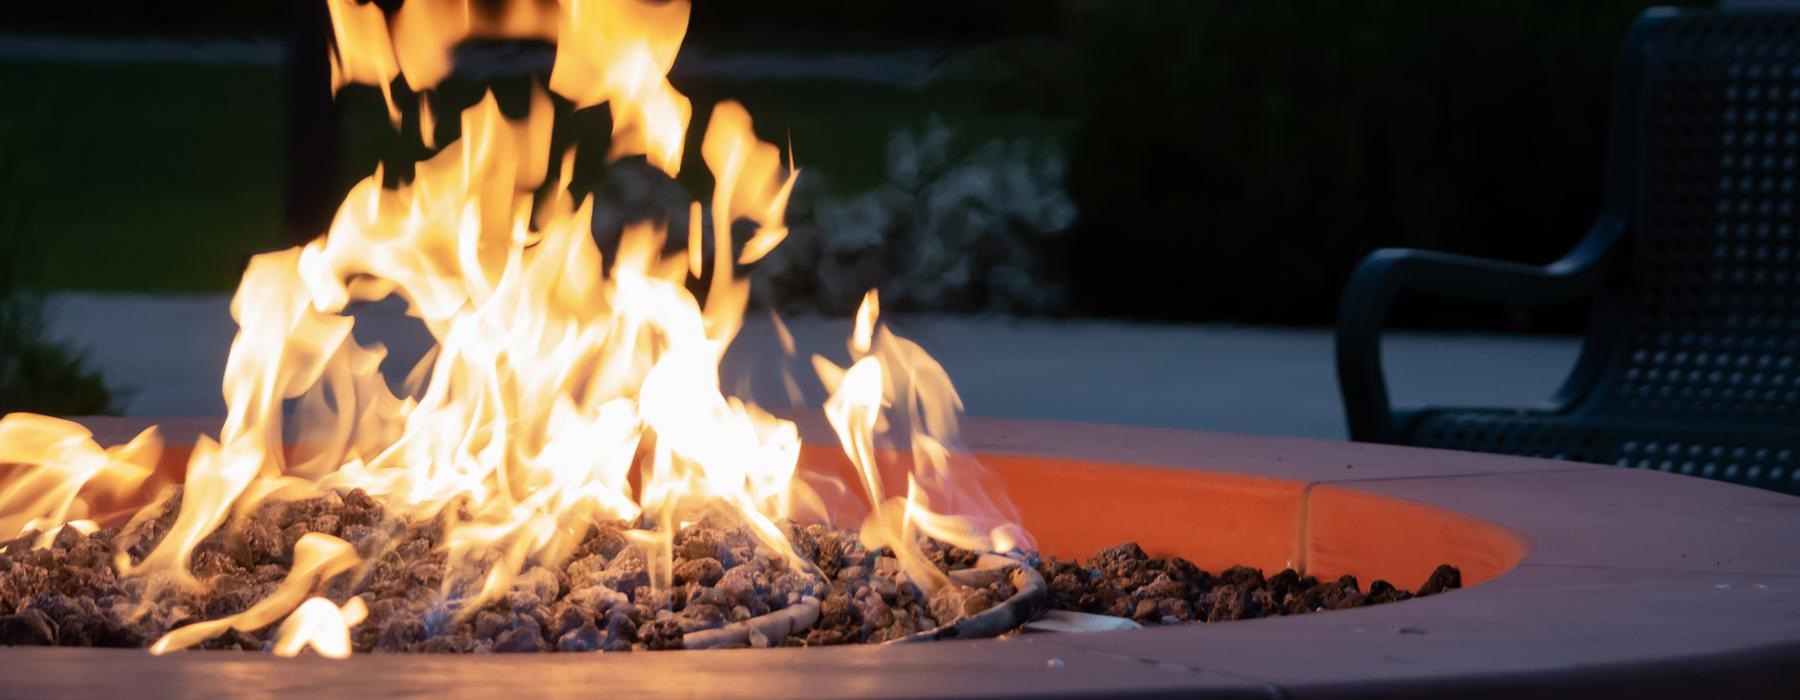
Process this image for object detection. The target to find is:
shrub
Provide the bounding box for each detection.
[0,140,117,416]
[754,115,1075,314]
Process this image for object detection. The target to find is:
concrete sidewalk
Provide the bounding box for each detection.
[42,293,1581,440]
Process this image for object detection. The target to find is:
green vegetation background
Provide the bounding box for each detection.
[5,0,1685,328]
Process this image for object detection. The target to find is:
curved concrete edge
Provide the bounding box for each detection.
[0,639,1273,700]
[954,417,1800,698]
[14,415,1800,699]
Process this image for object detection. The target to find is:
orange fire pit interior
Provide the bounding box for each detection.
[114,435,1523,596]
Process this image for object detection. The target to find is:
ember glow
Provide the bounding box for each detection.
[0,0,1025,657]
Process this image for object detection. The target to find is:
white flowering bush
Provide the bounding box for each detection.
[754,116,1076,314]
[584,116,1076,315]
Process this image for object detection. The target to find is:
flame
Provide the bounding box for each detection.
[817,292,1015,593]
[550,0,693,175]
[703,101,797,266]
[0,0,1028,657]
[272,596,369,659]
[149,533,363,654]
[326,0,404,126]
[391,0,471,91]
[851,290,879,354]
[0,414,157,551]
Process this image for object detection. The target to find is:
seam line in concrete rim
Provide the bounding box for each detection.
[1294,482,1317,576]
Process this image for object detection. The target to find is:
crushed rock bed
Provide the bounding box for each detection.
[0,487,1461,652]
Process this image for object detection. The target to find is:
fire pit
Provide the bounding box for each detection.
[2,0,1467,669]
[7,416,1800,697]
[5,0,1800,695]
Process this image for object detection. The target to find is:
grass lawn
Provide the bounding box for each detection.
[3,59,1069,294]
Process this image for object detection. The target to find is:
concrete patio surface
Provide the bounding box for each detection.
[42,292,1580,440]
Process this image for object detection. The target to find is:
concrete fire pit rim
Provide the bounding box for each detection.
[14,414,1798,699]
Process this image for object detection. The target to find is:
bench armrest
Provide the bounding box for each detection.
[1334,219,1621,443]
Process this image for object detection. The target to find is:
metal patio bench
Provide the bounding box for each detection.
[1336,7,1800,493]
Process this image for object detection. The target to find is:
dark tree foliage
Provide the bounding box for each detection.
[10,0,1054,43]
[0,150,117,416]
[7,0,284,38]
[687,0,1056,45]
[0,298,116,416]
[1061,0,1687,326]
[12,0,1700,328]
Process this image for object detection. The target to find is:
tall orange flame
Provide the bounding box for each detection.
[0,0,1027,657]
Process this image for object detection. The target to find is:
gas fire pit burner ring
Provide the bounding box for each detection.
[5,414,1797,699]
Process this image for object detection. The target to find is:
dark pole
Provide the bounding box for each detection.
[283,0,340,246]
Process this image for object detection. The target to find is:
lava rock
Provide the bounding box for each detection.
[675,529,729,566]
[600,548,651,594]
[676,604,727,633]
[1267,568,1302,600]
[576,524,630,562]
[0,481,1459,654]
[804,626,853,646]
[1138,573,1186,601]
[638,618,685,650]
[853,589,893,637]
[514,567,562,604]
[493,617,547,653]
[927,584,996,627]
[1156,598,1195,623]
[1368,579,1413,605]
[549,603,595,639]
[1089,542,1148,579]
[713,562,763,609]
[557,621,604,652]
[673,557,725,587]
[601,609,638,651]
[0,609,55,646]
[1418,565,1463,596]
[1219,565,1266,591]
[818,593,854,630]
[1205,585,1259,622]
[779,522,820,568]
[810,527,844,579]
[1164,557,1210,588]
[565,584,629,618]
[564,555,610,589]
[1131,598,1160,622]
[374,616,428,652]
